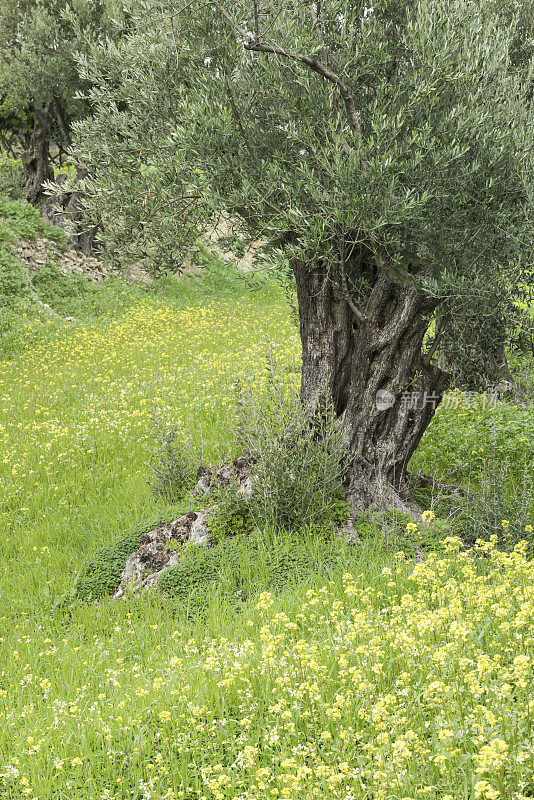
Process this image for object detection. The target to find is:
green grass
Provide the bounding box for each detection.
[0,192,533,800]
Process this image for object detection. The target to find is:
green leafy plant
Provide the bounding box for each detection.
[206,482,253,543]
[235,366,351,532]
[147,414,200,501]
[456,464,533,553]
[72,519,169,603]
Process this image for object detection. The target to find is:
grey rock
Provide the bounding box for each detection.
[336,518,362,545]
[113,511,211,599]
[189,509,213,545]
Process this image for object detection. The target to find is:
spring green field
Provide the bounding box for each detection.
[1,196,534,799]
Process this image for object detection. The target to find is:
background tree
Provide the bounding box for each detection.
[73,0,533,515]
[0,0,131,201]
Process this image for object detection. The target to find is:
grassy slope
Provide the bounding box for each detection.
[0,192,533,799]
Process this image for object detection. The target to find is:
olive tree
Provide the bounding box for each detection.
[0,0,131,201]
[74,0,533,514]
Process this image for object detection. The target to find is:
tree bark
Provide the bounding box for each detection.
[52,95,71,147]
[42,168,100,254]
[23,105,54,204]
[293,254,448,517]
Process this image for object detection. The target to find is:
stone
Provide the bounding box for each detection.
[112,457,258,599]
[336,518,362,545]
[113,511,212,599]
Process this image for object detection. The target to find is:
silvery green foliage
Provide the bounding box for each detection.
[0,0,131,137]
[73,0,533,382]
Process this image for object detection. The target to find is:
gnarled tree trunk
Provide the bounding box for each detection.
[23,105,54,204]
[42,169,100,254]
[294,253,448,516]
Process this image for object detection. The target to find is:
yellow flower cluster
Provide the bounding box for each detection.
[0,539,532,799]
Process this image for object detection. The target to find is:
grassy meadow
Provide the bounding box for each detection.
[0,192,533,800]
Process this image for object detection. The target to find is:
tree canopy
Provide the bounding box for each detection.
[75,0,533,384]
[0,0,131,159]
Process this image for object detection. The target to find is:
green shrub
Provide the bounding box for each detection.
[411,390,534,488]
[0,196,67,247]
[0,195,68,309]
[206,483,253,542]
[0,250,30,304]
[146,415,200,501]
[455,463,533,553]
[0,153,24,198]
[234,366,350,532]
[157,543,223,606]
[267,543,344,592]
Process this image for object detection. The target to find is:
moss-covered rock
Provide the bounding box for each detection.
[72,519,165,602]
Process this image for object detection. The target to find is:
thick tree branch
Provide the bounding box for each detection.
[52,95,71,147]
[422,314,449,366]
[253,0,260,41]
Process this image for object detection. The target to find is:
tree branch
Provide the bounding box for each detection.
[209,1,363,145]
[422,313,449,366]
[339,238,367,325]
[211,0,250,39]
[244,41,362,141]
[253,0,260,41]
[225,77,259,166]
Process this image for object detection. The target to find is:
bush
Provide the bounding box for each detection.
[157,541,227,607]
[0,153,24,198]
[206,482,253,542]
[267,544,344,592]
[146,414,200,501]
[0,196,66,247]
[0,249,30,304]
[235,367,350,531]
[31,262,93,312]
[456,463,533,553]
[411,390,534,488]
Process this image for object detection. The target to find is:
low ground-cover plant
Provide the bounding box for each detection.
[80,527,348,612]
[412,390,534,489]
[454,464,533,553]
[205,482,253,542]
[30,262,94,316]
